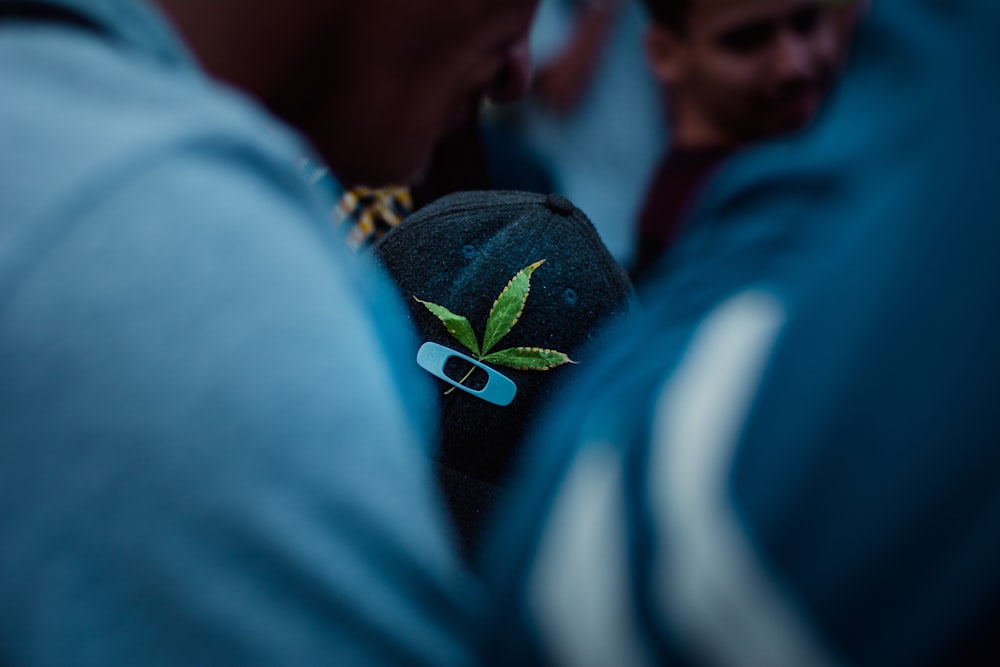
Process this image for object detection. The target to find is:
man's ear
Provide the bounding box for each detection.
[644,22,684,86]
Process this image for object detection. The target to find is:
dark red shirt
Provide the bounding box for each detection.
[630,145,733,283]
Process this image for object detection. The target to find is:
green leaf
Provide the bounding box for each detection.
[482,259,545,356]
[414,297,481,357]
[481,346,576,371]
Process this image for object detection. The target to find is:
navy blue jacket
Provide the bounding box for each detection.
[480,1,1000,665]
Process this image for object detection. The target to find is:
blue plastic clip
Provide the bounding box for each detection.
[416,342,517,407]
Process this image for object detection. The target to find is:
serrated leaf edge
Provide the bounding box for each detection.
[481,346,578,371]
[413,297,481,357]
[482,259,545,355]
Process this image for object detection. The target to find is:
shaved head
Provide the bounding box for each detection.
[156,0,538,186]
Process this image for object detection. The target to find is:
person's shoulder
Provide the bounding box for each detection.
[0,23,475,666]
[0,22,310,211]
[0,22,336,294]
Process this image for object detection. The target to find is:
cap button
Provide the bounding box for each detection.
[544,193,576,216]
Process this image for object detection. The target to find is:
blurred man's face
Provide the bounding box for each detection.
[650,0,839,146]
[293,0,538,187]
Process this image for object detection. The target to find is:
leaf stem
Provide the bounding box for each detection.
[443,365,478,395]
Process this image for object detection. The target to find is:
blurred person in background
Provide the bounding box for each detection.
[630,0,854,283]
[478,0,1000,664]
[483,0,668,266]
[0,0,537,664]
